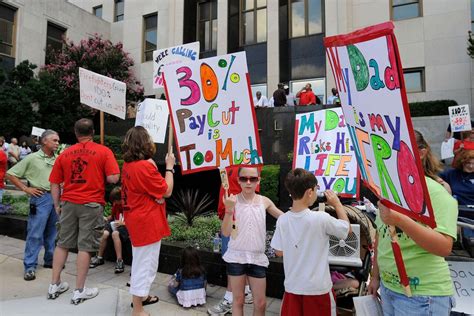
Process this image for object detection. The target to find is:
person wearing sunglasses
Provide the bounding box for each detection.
[221,167,283,316]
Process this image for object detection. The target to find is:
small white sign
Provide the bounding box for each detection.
[153,42,200,89]
[448,260,474,314]
[135,99,169,144]
[31,126,45,137]
[79,67,127,120]
[449,104,472,133]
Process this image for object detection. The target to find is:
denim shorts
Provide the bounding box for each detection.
[380,282,455,316]
[227,262,266,279]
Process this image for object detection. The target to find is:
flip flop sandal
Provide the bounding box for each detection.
[130,295,159,308]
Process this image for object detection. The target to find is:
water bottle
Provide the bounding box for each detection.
[213,233,221,253]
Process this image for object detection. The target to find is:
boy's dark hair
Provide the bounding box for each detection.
[181,246,205,279]
[109,186,122,202]
[285,168,317,200]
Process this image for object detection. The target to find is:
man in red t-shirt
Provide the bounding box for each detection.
[296,83,320,106]
[0,149,7,203]
[48,118,120,304]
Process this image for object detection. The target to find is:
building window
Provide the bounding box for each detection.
[115,0,124,22]
[143,13,157,62]
[403,68,424,93]
[93,5,103,18]
[391,0,421,21]
[290,0,322,38]
[197,0,217,52]
[241,0,267,45]
[0,4,16,57]
[46,22,66,62]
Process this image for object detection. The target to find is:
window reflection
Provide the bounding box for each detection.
[197,0,217,52]
[241,0,267,45]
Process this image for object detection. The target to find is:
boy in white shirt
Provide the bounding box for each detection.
[271,168,350,316]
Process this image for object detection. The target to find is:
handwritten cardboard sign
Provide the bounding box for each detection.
[294,108,358,196]
[135,99,169,144]
[31,126,45,137]
[79,67,126,120]
[163,51,262,174]
[449,104,472,133]
[325,22,435,227]
[153,42,200,89]
[448,260,474,314]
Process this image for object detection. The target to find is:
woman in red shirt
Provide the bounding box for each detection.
[121,126,175,316]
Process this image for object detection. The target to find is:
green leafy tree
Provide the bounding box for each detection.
[37,34,144,141]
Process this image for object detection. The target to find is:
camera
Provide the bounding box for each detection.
[316,192,327,203]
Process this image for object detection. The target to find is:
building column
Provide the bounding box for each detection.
[267,0,279,95]
[217,0,228,56]
[169,0,184,46]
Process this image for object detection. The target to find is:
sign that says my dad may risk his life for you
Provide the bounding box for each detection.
[163,51,262,174]
[135,99,169,144]
[79,67,127,120]
[153,42,200,89]
[449,104,472,133]
[325,22,435,227]
[294,108,358,197]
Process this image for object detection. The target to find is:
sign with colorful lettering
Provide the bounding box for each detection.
[449,104,472,133]
[294,108,358,197]
[79,67,126,119]
[325,22,435,227]
[163,51,262,174]
[153,42,200,89]
[135,99,169,144]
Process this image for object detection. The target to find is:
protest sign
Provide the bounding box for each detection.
[294,108,358,196]
[79,67,126,120]
[31,127,45,137]
[449,104,472,133]
[163,51,262,174]
[448,260,474,314]
[325,22,435,227]
[135,99,169,143]
[153,42,200,89]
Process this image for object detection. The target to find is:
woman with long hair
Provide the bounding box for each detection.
[121,126,175,316]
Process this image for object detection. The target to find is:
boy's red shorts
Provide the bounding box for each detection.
[281,291,336,316]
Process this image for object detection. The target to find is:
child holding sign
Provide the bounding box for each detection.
[221,167,283,316]
[368,130,458,315]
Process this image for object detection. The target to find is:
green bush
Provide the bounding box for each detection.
[408,100,457,117]
[165,215,221,250]
[3,194,29,216]
[93,135,123,159]
[260,165,280,205]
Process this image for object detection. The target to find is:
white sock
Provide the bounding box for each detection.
[224,290,233,303]
[245,285,251,294]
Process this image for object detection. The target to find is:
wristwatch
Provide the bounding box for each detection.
[166,169,175,174]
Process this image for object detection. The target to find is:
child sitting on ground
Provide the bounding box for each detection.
[168,246,207,308]
[90,186,127,273]
[271,168,351,316]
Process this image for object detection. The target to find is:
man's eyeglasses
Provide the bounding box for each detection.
[238,176,259,183]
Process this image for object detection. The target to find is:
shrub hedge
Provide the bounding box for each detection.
[93,135,123,159]
[260,165,280,205]
[408,100,457,117]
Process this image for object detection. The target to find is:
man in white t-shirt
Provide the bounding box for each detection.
[253,91,269,108]
[271,168,350,316]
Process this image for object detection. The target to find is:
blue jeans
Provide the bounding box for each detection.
[24,193,58,272]
[380,282,454,316]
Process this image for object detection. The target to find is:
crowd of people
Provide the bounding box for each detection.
[0,113,472,316]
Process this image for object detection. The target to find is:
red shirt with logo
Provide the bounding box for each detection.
[0,150,7,189]
[49,141,119,205]
[121,160,170,247]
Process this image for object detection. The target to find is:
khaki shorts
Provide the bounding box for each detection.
[57,201,105,252]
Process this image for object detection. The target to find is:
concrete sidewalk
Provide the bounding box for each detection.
[0,235,282,315]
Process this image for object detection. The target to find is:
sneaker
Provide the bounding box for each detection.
[24,270,36,281]
[114,259,124,274]
[244,291,254,304]
[47,282,69,299]
[70,287,99,305]
[43,263,53,269]
[89,256,104,268]
[207,298,232,315]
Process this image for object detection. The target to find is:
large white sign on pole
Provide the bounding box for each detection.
[135,99,169,144]
[448,261,474,314]
[449,104,472,133]
[153,42,200,89]
[31,126,45,137]
[79,67,127,120]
